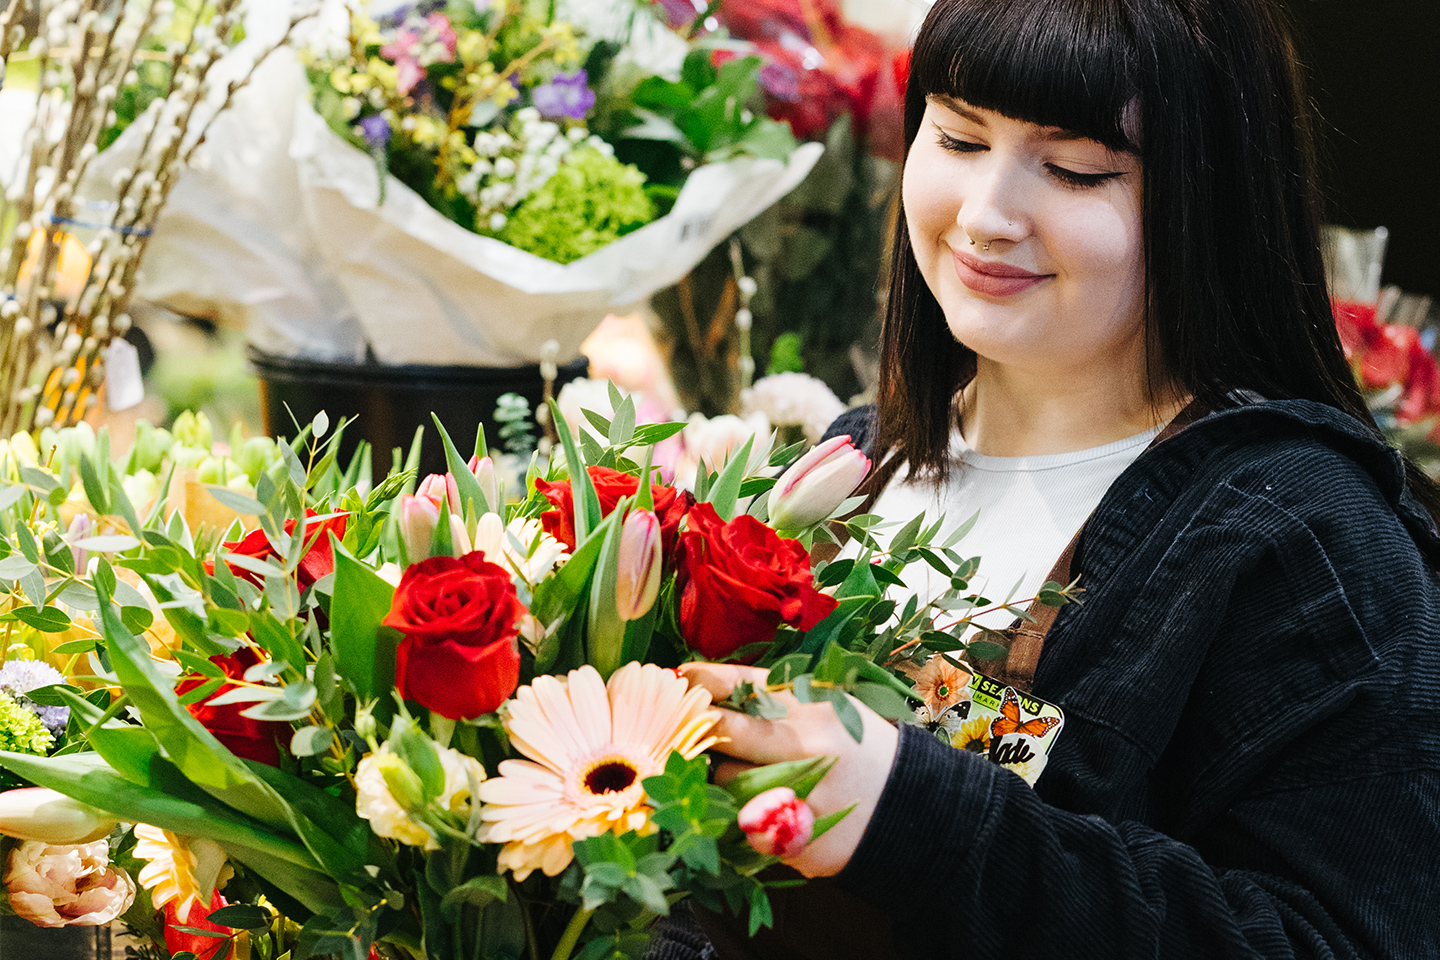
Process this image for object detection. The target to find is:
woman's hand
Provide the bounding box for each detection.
[679,662,899,877]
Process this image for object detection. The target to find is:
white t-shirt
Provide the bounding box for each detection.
[864,426,1160,630]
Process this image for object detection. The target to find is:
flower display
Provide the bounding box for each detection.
[176,648,292,767]
[0,402,1058,960]
[675,503,838,660]
[384,553,525,720]
[3,840,135,928]
[479,663,721,880]
[738,787,815,858]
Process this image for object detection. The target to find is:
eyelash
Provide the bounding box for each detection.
[934,129,1124,189]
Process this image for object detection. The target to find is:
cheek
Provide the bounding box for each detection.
[1050,191,1145,308]
[901,148,953,256]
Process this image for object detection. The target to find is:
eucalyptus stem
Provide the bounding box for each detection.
[548,906,595,960]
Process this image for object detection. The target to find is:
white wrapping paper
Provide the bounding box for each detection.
[130,52,822,367]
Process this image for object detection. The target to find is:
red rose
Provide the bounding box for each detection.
[221,510,347,590]
[164,889,230,960]
[176,647,288,766]
[383,553,523,720]
[674,503,837,661]
[535,466,693,559]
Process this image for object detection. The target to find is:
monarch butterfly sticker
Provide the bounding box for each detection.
[911,667,1065,786]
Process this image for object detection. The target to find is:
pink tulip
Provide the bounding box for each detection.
[468,454,501,512]
[737,787,814,858]
[416,473,461,516]
[3,839,135,928]
[615,510,662,620]
[767,436,871,532]
[398,494,440,562]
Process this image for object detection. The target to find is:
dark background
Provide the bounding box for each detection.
[1285,0,1439,298]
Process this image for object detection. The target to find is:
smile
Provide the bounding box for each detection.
[952,250,1052,297]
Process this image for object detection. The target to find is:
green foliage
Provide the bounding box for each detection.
[496,147,654,264]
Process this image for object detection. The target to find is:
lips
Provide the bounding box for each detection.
[952,249,1052,297]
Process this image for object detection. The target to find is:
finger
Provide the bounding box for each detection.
[679,662,769,700]
[711,758,757,786]
[708,705,807,767]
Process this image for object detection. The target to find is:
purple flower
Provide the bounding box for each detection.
[360,114,392,150]
[759,61,801,102]
[531,70,596,120]
[655,0,702,29]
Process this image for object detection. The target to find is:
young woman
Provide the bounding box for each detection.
[671,0,1440,956]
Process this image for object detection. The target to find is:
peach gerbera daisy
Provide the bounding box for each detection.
[478,662,721,880]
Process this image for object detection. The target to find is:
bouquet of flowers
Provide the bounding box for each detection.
[128,0,822,368]
[0,395,1076,959]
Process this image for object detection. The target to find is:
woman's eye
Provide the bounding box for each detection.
[1046,164,1124,188]
[936,130,985,154]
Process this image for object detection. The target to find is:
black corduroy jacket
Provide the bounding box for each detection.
[829,398,1440,958]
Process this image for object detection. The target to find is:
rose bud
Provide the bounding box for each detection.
[616,509,662,621]
[767,436,871,532]
[4,839,136,928]
[398,494,440,562]
[0,789,117,844]
[468,454,501,512]
[737,786,815,859]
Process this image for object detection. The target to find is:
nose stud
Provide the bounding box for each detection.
[983,243,990,251]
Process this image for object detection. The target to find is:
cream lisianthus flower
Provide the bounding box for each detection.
[355,743,486,851]
[132,824,231,924]
[479,663,721,880]
[472,512,568,585]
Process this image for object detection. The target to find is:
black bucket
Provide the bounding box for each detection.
[250,349,589,483]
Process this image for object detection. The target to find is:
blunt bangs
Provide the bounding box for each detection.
[907,0,1139,154]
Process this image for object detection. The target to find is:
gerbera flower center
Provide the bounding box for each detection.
[937,683,950,699]
[584,761,639,795]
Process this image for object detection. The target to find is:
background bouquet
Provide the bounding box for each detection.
[127,0,822,367]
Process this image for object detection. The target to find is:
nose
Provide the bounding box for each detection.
[958,157,1028,249]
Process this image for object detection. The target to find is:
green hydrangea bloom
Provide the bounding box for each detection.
[0,691,54,790]
[497,147,655,264]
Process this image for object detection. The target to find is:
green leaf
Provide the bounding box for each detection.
[702,435,754,521]
[206,486,266,517]
[290,725,334,757]
[206,904,270,930]
[724,756,835,806]
[851,682,913,719]
[431,414,490,517]
[95,593,295,830]
[965,639,1009,661]
[549,399,602,544]
[631,421,685,445]
[827,690,864,743]
[530,520,608,628]
[11,602,72,632]
[329,535,399,700]
[0,553,37,579]
[586,507,628,678]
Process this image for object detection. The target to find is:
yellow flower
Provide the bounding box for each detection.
[942,715,993,755]
[132,825,230,924]
[479,663,721,880]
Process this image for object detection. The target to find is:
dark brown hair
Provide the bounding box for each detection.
[867,0,1440,521]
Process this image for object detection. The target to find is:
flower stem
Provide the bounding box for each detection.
[549,906,595,960]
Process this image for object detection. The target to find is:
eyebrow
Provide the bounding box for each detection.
[929,94,1090,143]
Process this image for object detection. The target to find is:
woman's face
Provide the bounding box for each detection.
[903,96,1146,380]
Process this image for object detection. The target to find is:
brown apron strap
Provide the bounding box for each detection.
[980,400,1208,692]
